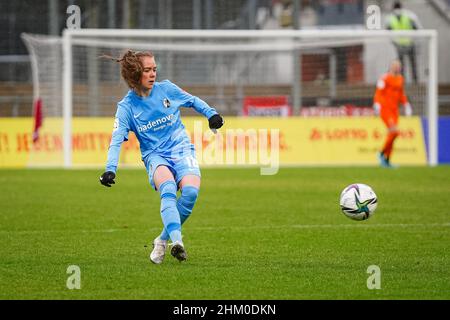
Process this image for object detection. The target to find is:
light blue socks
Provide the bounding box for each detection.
[158,181,182,243]
[159,184,199,241]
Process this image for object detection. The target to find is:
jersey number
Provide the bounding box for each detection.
[185,156,199,169]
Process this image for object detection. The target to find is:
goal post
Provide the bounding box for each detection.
[26,28,439,167]
[63,31,73,168]
[428,32,438,166]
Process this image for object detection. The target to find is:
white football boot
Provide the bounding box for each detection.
[170,241,187,262]
[150,237,167,264]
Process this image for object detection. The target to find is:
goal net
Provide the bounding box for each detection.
[22,29,438,167]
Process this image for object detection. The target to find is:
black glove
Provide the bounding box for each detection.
[208,114,224,130]
[100,171,116,187]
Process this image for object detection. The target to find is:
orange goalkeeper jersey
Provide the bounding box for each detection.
[374,73,408,117]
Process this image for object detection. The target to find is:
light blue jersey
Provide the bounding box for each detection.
[105,80,218,173]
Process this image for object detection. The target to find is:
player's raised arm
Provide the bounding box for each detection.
[195,97,224,132]
[166,80,224,130]
[100,104,131,187]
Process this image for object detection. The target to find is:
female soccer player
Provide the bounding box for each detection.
[373,59,412,167]
[99,50,224,263]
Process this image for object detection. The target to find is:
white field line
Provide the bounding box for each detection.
[0,223,449,235]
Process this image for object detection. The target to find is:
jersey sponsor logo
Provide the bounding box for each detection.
[113,118,119,132]
[163,98,171,108]
[137,114,175,132]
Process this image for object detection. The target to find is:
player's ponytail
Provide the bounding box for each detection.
[100,50,154,90]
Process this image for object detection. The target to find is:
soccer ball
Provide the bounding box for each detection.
[340,183,378,221]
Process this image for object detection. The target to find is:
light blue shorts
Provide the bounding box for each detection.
[144,148,201,190]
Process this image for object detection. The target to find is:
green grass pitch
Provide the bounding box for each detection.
[0,167,449,299]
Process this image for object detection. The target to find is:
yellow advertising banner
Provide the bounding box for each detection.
[0,118,141,168]
[0,117,426,168]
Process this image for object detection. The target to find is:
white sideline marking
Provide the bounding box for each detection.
[0,223,449,234]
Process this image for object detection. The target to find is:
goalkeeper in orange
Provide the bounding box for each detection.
[373,59,412,167]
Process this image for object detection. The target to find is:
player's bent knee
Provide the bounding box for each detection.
[389,129,400,137]
[388,125,398,132]
[182,185,199,205]
[178,185,199,215]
